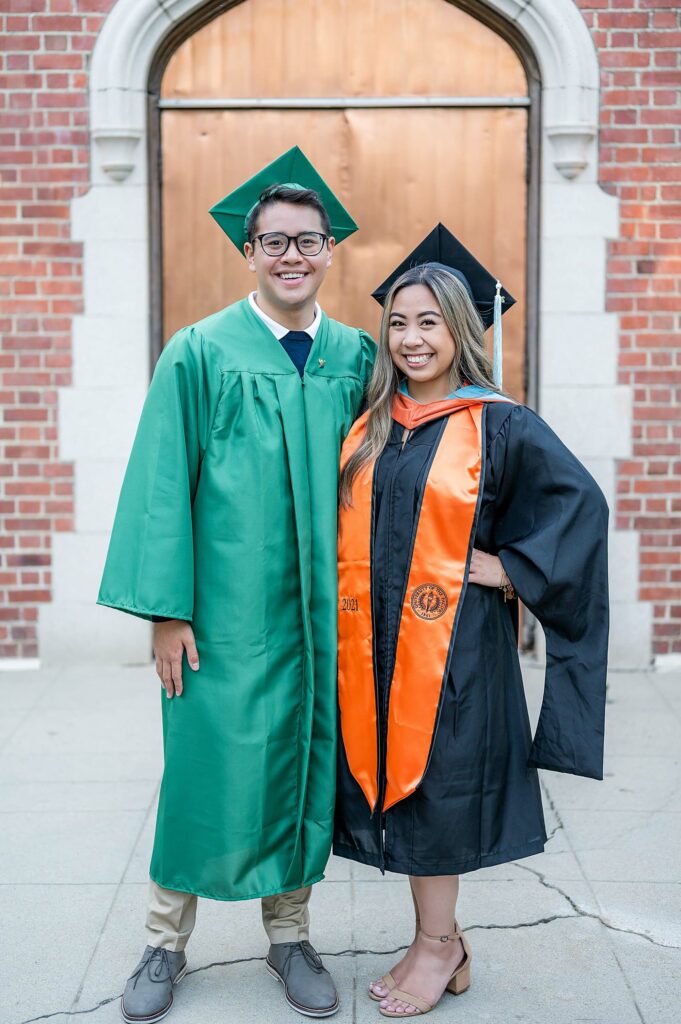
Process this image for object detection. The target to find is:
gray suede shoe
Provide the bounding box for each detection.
[121,945,187,1023]
[266,941,339,1017]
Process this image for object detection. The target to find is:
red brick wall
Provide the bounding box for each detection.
[0,0,116,658]
[1,0,680,660]
[575,0,681,656]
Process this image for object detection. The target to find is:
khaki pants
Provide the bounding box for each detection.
[145,879,312,952]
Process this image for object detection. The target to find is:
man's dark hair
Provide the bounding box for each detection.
[246,184,331,242]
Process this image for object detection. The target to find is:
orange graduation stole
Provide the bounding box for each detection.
[338,393,503,812]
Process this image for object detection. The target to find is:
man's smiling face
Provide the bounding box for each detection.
[245,201,335,315]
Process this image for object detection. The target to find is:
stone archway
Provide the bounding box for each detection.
[45,0,646,667]
[88,0,603,182]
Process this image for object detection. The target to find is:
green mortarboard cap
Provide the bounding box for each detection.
[209,146,358,253]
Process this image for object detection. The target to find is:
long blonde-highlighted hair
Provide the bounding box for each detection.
[339,264,498,507]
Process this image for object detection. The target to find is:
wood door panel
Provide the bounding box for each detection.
[162,105,527,398]
[162,0,528,101]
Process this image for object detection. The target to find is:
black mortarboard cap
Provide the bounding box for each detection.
[371,223,515,329]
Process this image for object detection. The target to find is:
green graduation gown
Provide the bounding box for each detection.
[98,298,375,900]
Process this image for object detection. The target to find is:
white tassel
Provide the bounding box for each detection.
[493,280,504,389]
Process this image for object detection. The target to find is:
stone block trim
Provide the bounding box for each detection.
[0,0,116,658]
[575,1,681,657]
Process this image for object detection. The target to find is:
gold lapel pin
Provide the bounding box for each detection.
[318,358,326,367]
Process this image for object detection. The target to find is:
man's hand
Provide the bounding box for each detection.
[153,620,199,699]
[468,548,505,588]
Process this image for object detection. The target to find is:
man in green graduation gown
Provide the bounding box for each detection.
[98,148,375,1022]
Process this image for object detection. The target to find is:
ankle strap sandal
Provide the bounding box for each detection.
[378,920,472,1017]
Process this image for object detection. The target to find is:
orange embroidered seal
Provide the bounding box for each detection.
[410,583,448,620]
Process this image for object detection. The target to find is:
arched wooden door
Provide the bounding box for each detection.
[157,0,532,400]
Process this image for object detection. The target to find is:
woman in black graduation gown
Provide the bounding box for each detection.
[334,231,609,1018]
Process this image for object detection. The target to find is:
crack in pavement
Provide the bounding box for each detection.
[13,781,677,1024]
[16,998,119,1024]
[540,777,566,833]
[18,901,680,1024]
[18,949,410,1024]
[516,862,681,950]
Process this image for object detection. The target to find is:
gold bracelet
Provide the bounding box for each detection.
[499,567,516,602]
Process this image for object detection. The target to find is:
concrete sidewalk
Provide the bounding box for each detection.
[1,661,679,1024]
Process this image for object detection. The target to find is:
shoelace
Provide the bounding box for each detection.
[284,941,323,975]
[129,948,172,990]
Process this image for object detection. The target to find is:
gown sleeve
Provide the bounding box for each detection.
[97,327,220,622]
[358,330,377,413]
[490,404,609,780]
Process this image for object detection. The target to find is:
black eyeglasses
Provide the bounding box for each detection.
[252,232,328,257]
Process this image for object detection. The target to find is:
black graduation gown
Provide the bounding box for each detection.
[333,402,609,876]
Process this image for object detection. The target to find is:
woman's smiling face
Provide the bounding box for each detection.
[388,284,457,401]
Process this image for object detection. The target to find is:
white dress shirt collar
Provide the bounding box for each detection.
[248,292,322,340]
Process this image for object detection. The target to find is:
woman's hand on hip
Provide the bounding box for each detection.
[468,549,505,588]
[153,620,200,698]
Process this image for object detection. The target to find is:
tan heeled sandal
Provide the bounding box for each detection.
[368,891,421,1001]
[378,920,472,1018]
